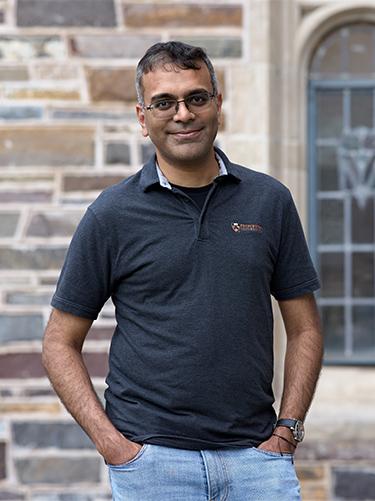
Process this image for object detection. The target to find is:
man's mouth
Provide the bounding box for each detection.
[169,128,204,139]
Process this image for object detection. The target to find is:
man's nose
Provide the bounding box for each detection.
[173,100,195,121]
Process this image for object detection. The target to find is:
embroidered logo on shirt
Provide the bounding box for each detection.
[231,222,263,233]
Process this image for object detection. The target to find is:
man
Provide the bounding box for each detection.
[43,41,323,500]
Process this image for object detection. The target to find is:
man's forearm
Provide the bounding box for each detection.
[278,326,323,420]
[42,339,124,457]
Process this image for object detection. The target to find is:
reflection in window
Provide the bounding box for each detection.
[309,23,375,364]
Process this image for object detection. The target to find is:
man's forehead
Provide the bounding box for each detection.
[141,64,211,96]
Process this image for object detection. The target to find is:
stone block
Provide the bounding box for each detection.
[123,4,242,28]
[296,464,325,481]
[0,212,19,237]
[0,191,53,202]
[0,492,26,500]
[174,37,242,58]
[15,457,101,484]
[0,314,44,343]
[51,108,134,121]
[26,211,83,237]
[0,247,66,270]
[0,442,5,480]
[0,402,60,414]
[0,66,28,81]
[88,326,114,340]
[86,67,137,103]
[70,34,160,58]
[63,175,125,192]
[5,292,52,305]
[106,143,131,165]
[300,482,328,501]
[31,63,79,80]
[333,468,375,500]
[0,127,95,167]
[12,422,94,449]
[0,36,64,61]
[17,0,116,27]
[0,353,45,378]
[3,86,80,101]
[0,106,43,120]
[296,439,375,461]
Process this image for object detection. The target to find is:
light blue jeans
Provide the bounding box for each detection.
[108,443,301,500]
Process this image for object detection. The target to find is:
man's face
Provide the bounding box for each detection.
[136,63,222,168]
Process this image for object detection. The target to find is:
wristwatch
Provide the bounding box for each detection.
[275,418,305,443]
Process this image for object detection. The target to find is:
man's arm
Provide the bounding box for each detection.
[42,308,142,465]
[259,293,323,453]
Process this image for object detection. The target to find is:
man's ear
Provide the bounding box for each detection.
[136,104,149,138]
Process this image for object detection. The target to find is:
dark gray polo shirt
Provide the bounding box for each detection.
[51,148,320,450]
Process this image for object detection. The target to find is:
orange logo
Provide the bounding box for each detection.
[231,222,263,233]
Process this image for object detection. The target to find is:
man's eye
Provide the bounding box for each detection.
[188,93,209,106]
[154,100,174,110]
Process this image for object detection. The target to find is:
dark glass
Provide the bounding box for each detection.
[317,146,339,191]
[318,199,344,244]
[316,90,343,139]
[352,253,374,297]
[321,305,345,356]
[352,197,374,244]
[353,305,375,354]
[310,29,343,77]
[319,252,344,297]
[351,89,373,129]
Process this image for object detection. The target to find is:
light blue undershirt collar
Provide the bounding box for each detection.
[155,152,228,190]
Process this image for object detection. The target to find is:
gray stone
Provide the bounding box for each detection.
[0,66,29,81]
[0,36,64,60]
[0,212,19,237]
[17,0,116,27]
[0,191,52,202]
[175,37,242,58]
[0,106,43,120]
[0,247,67,270]
[5,292,52,305]
[0,443,5,479]
[334,468,375,500]
[0,314,44,343]
[51,109,134,121]
[32,495,92,501]
[26,211,83,237]
[141,142,156,163]
[70,34,160,58]
[0,492,25,500]
[12,422,94,449]
[15,457,101,484]
[106,143,130,165]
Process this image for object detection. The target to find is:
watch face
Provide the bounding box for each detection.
[294,420,305,442]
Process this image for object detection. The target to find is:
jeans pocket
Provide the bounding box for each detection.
[107,444,150,469]
[251,446,294,459]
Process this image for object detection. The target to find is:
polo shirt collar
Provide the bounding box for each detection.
[140,146,242,192]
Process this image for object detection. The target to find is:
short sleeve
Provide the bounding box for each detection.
[51,207,112,319]
[270,193,320,300]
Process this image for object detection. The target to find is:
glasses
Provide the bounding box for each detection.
[144,91,216,119]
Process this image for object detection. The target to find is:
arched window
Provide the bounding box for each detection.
[309,23,375,364]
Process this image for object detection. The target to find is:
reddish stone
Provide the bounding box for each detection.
[0,352,108,378]
[0,443,5,480]
[88,326,115,340]
[123,4,242,28]
[86,67,137,103]
[63,175,125,192]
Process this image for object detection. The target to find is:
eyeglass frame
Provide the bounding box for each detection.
[143,91,217,117]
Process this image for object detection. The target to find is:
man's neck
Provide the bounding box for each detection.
[156,151,219,188]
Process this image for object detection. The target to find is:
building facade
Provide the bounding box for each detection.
[0,0,374,499]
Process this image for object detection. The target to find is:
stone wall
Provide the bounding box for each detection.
[0,0,374,500]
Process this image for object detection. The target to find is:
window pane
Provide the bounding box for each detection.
[353,305,375,354]
[310,29,343,77]
[322,306,345,357]
[320,253,344,297]
[352,198,374,244]
[316,90,343,139]
[319,199,344,243]
[317,146,339,191]
[347,26,375,75]
[351,89,373,129]
[352,253,374,297]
